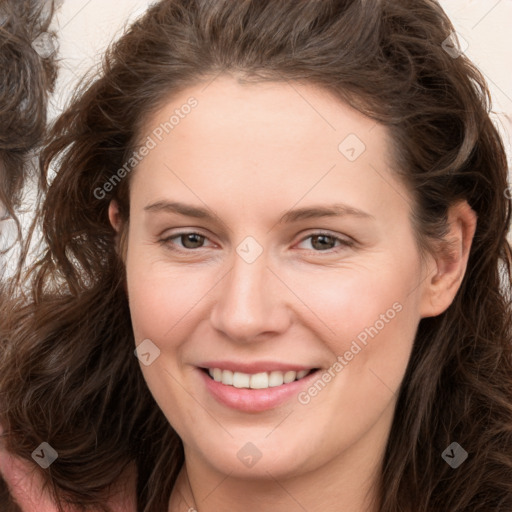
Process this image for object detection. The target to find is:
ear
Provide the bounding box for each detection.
[108,199,128,263]
[419,200,477,318]
[108,200,123,233]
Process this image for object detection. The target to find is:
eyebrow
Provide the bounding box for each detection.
[144,201,375,224]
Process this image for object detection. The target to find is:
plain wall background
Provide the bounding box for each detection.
[47,0,512,242]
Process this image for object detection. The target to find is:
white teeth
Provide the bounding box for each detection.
[250,372,268,389]
[283,371,297,384]
[206,368,312,389]
[268,371,284,387]
[223,369,233,385]
[233,372,250,388]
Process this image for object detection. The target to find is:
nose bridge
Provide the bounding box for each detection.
[210,237,289,342]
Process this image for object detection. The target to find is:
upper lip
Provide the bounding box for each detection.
[199,361,318,373]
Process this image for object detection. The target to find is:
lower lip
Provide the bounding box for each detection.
[199,369,319,412]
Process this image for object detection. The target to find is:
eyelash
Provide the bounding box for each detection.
[158,230,355,255]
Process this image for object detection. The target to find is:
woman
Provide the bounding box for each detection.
[1,0,511,511]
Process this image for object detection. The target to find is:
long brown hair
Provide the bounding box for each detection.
[1,1,511,511]
[0,0,58,509]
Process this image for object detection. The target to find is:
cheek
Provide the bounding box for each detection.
[127,280,189,355]
[286,255,422,421]
[281,253,421,358]
[290,264,420,460]
[125,253,205,423]
[124,237,204,342]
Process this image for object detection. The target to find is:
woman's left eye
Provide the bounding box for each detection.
[296,232,354,252]
[159,231,353,254]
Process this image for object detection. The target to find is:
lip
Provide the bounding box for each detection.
[198,367,321,412]
[199,360,315,374]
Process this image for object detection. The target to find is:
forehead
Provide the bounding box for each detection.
[138,75,389,164]
[130,76,409,225]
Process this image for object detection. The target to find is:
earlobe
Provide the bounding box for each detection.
[419,200,477,318]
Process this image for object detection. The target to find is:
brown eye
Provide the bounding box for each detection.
[309,234,338,251]
[159,231,214,252]
[297,232,353,253]
[178,233,206,249]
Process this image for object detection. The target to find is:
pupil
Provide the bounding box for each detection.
[313,235,333,251]
[183,234,203,249]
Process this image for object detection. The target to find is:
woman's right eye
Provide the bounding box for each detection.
[159,232,214,252]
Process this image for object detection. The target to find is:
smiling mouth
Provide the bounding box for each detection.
[202,368,319,389]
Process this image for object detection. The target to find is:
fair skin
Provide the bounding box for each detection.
[109,75,476,512]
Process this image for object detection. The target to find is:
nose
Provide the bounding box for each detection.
[209,245,292,343]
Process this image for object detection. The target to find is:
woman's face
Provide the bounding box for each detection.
[118,76,438,481]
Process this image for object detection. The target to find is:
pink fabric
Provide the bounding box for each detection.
[0,429,137,511]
